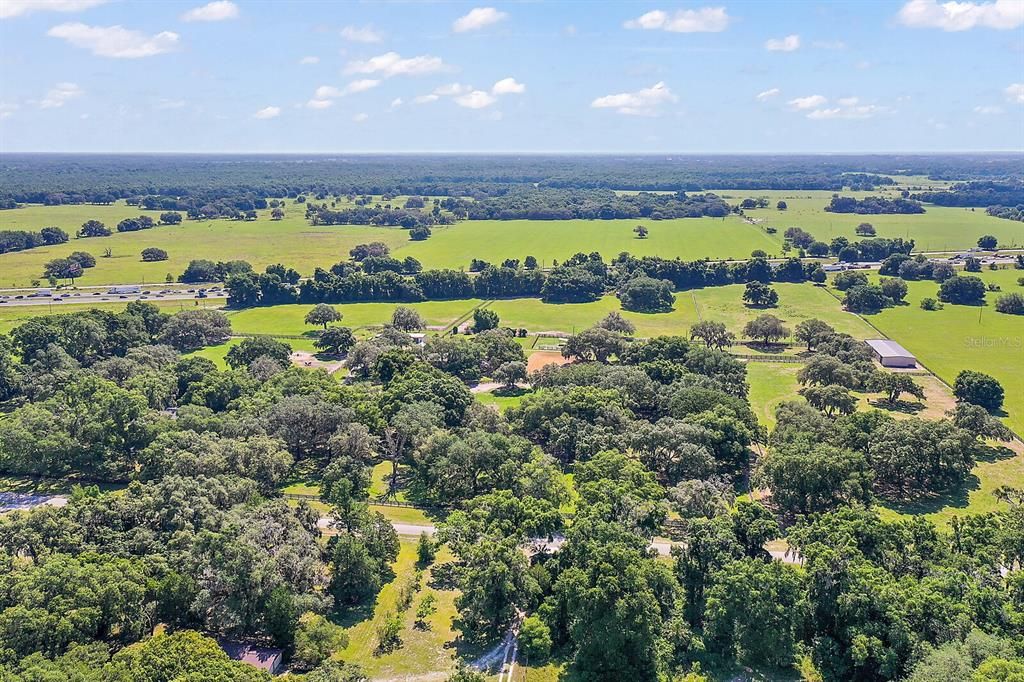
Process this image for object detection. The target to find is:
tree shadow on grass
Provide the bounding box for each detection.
[975,442,1018,464]
[330,600,379,629]
[880,473,980,516]
[868,398,925,415]
[492,386,530,399]
[741,342,788,355]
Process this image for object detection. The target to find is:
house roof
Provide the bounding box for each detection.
[218,640,283,672]
[865,339,915,359]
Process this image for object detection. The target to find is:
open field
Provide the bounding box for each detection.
[0,298,223,334]
[693,282,877,342]
[2,203,783,287]
[850,268,1024,435]
[0,202,409,288]
[746,362,802,429]
[226,299,483,337]
[398,216,783,268]
[741,191,1024,252]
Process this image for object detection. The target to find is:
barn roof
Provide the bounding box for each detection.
[865,339,915,359]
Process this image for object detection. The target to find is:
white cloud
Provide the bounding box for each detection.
[299,56,319,65]
[389,97,403,109]
[47,23,179,58]
[311,80,381,105]
[341,25,383,43]
[453,7,508,32]
[455,90,498,109]
[254,106,281,119]
[492,77,525,95]
[837,96,860,106]
[1006,83,1024,103]
[623,7,730,33]
[788,94,828,110]
[40,82,83,108]
[343,79,380,94]
[344,52,448,78]
[352,112,369,123]
[897,0,1024,30]
[435,83,471,96]
[756,87,780,101]
[806,104,885,120]
[181,1,238,22]
[974,104,1004,114]
[0,0,106,20]
[414,94,440,104]
[315,85,344,99]
[0,103,19,119]
[591,81,677,116]
[765,34,800,51]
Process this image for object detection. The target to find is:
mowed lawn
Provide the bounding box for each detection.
[0,299,223,334]
[693,282,877,343]
[397,217,783,268]
[741,191,1024,252]
[858,268,1024,435]
[746,362,802,430]
[0,202,410,288]
[226,299,483,337]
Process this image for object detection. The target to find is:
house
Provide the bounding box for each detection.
[409,332,427,346]
[865,339,917,368]
[218,640,284,675]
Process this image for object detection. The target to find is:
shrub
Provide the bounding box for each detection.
[141,247,169,262]
[995,292,1024,315]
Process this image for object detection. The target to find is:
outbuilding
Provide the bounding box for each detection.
[218,640,284,675]
[865,339,917,368]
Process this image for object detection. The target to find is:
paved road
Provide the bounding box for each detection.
[0,291,227,308]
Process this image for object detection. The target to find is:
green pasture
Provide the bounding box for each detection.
[0,298,222,335]
[0,202,409,288]
[226,299,483,338]
[398,216,784,268]
[855,268,1024,435]
[693,282,877,343]
[746,362,802,430]
[741,191,1024,252]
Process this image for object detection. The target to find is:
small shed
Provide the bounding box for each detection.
[409,332,427,346]
[865,339,916,368]
[219,640,283,675]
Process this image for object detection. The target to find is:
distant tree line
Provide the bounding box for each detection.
[912,181,1024,207]
[824,195,925,214]
[440,189,731,220]
[9,153,1006,208]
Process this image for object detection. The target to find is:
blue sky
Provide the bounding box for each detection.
[1,0,1022,153]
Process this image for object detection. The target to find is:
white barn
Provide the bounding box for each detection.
[865,339,916,368]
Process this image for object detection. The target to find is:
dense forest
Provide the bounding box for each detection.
[0,297,1021,681]
[1,153,1021,205]
[824,196,926,214]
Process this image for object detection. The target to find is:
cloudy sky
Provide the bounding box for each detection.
[0,0,1022,153]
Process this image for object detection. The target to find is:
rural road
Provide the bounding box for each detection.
[316,516,799,564]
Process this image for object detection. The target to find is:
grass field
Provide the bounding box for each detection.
[741,190,1024,252]
[0,298,223,334]
[851,268,1024,435]
[226,300,483,337]
[398,216,784,268]
[693,282,877,343]
[0,202,409,288]
[746,362,802,429]
[1,203,784,287]
[337,539,462,677]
